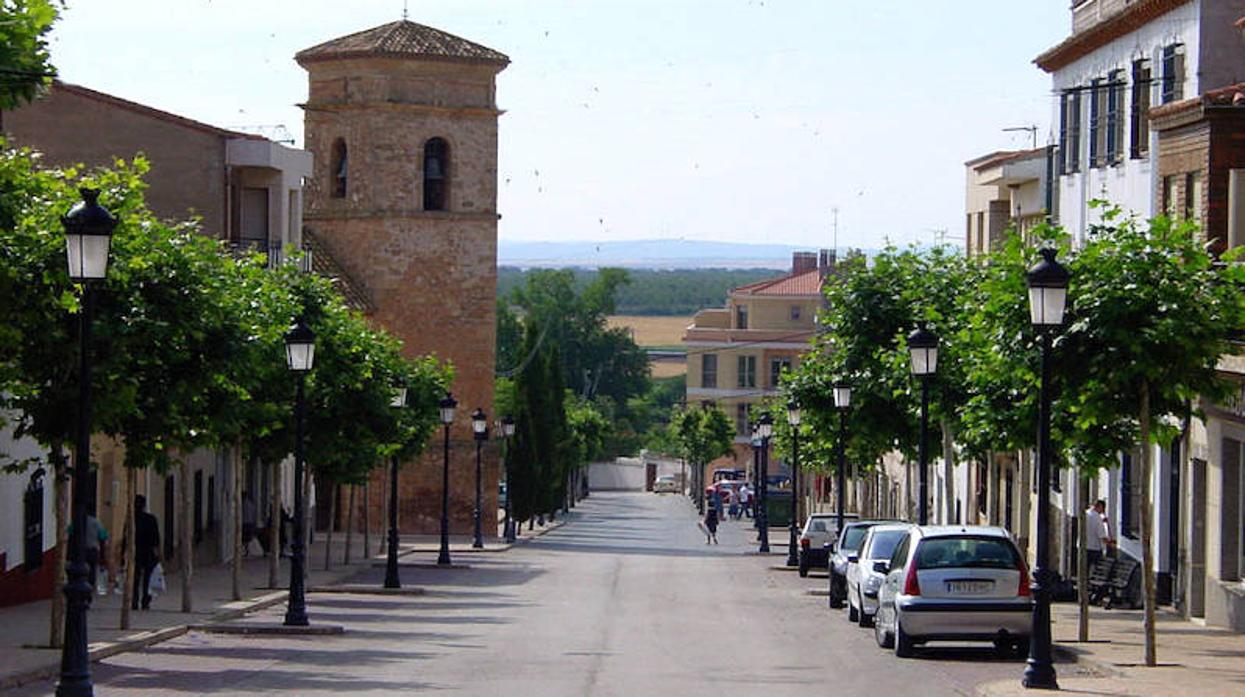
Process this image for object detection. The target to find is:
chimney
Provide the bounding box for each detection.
[818,248,836,278]
[792,251,818,274]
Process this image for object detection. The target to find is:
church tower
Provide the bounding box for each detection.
[296,21,508,533]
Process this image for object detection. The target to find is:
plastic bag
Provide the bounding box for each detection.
[149,563,166,596]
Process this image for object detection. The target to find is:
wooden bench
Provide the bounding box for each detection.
[1087,555,1141,609]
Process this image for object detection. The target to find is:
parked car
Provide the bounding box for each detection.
[653,474,680,493]
[845,523,911,626]
[798,513,857,577]
[873,526,1033,658]
[828,519,887,608]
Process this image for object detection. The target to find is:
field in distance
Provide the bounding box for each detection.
[607,315,689,349]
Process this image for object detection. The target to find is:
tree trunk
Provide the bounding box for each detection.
[325,481,336,571]
[1017,450,1032,560]
[49,440,68,648]
[378,465,389,555]
[1139,384,1158,667]
[941,418,955,525]
[230,452,242,601]
[363,481,370,561]
[180,459,193,613]
[1078,474,1091,642]
[119,467,136,630]
[268,460,280,589]
[343,484,355,565]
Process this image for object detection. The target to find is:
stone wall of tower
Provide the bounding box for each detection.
[302,55,502,535]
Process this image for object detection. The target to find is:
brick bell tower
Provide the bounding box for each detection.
[296,21,508,534]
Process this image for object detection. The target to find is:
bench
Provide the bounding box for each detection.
[1087,555,1141,609]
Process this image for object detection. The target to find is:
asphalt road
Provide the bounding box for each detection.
[12,492,1028,696]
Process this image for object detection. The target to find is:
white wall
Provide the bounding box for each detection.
[0,418,56,572]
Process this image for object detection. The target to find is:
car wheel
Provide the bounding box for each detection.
[874,612,893,649]
[856,592,872,628]
[894,619,916,658]
[828,574,845,609]
[847,595,859,623]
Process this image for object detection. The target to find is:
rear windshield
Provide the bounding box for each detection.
[865,530,907,560]
[841,525,871,551]
[914,536,1020,570]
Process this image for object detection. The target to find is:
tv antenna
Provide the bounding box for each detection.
[1003,124,1038,150]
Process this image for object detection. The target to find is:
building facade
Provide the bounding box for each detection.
[295,20,508,534]
[964,148,1053,258]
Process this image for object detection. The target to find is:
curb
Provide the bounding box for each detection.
[309,585,426,596]
[189,622,344,636]
[0,589,291,691]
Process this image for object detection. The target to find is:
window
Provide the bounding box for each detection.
[1163,175,1178,217]
[769,357,791,389]
[1186,172,1202,222]
[1004,468,1014,532]
[1089,78,1103,168]
[790,305,801,321]
[1106,69,1124,164]
[423,137,449,211]
[1130,59,1151,159]
[735,403,750,436]
[701,354,717,389]
[1060,89,1082,174]
[1161,43,1185,104]
[1121,452,1140,539]
[330,138,347,198]
[914,536,1021,570]
[735,304,748,329]
[737,355,756,388]
[888,535,910,571]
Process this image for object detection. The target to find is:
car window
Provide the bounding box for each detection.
[914,537,1020,570]
[841,525,870,551]
[866,530,907,561]
[810,521,826,532]
[888,536,910,571]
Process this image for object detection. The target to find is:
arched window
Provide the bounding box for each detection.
[423,137,449,211]
[330,138,348,198]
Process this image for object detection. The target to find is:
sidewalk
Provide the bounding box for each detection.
[977,601,1245,696]
[0,525,545,692]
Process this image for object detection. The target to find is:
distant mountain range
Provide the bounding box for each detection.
[499,239,863,269]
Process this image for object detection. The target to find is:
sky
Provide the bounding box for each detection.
[44,0,1070,253]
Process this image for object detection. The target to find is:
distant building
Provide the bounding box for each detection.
[683,251,832,484]
[963,148,1052,258]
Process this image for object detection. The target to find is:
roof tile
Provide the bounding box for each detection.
[296,20,509,66]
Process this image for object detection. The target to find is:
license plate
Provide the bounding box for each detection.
[946,580,993,595]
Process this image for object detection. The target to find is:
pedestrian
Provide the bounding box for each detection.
[70,514,110,600]
[1084,499,1114,566]
[703,505,719,544]
[132,494,161,610]
[740,484,752,519]
[728,487,740,520]
[241,491,258,556]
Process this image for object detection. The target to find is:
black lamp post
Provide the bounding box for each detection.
[283,319,315,626]
[471,408,487,549]
[500,416,516,543]
[57,188,116,697]
[907,324,939,525]
[384,383,407,589]
[833,381,852,536]
[756,412,773,553]
[1022,247,1069,691]
[437,393,457,566]
[785,400,802,567]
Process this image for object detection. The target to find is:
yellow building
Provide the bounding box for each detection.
[683,251,831,481]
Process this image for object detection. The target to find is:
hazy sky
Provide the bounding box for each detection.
[46,1,1069,252]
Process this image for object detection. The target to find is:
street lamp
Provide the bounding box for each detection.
[283,318,315,627]
[756,412,773,553]
[384,383,408,589]
[785,400,802,567]
[500,416,516,543]
[437,392,457,566]
[1022,246,1069,691]
[907,324,939,525]
[57,188,116,697]
[471,408,488,549]
[833,381,852,537]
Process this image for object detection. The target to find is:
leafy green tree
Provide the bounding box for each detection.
[0,0,59,110]
[668,404,733,506]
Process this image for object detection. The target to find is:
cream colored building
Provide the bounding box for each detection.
[683,251,831,481]
[964,148,1052,259]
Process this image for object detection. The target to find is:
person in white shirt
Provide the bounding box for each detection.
[1084,499,1114,565]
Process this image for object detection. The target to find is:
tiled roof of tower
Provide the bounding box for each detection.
[732,269,823,297]
[295,20,509,67]
[303,229,374,313]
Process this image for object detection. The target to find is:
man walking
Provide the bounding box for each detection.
[132,495,161,610]
[1084,498,1113,565]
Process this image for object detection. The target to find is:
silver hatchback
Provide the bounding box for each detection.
[874,526,1032,658]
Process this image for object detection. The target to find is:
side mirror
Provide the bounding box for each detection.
[847,554,859,564]
[872,561,889,574]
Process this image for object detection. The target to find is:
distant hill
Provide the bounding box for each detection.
[498,267,783,316]
[499,238,830,269]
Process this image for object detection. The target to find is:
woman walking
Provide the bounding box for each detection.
[703,505,719,544]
